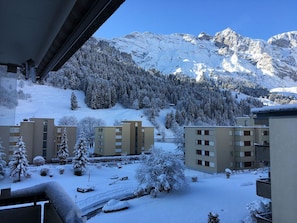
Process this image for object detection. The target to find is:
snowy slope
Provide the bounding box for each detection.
[107,28,297,90]
[0,79,175,138]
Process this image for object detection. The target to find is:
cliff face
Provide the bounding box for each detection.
[108,28,297,90]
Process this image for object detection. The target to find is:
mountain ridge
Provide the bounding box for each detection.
[106,28,297,91]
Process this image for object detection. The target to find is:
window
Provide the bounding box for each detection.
[244,151,251,157]
[263,131,269,136]
[205,151,210,156]
[205,161,210,166]
[196,140,202,145]
[43,120,48,132]
[196,130,202,135]
[204,130,209,135]
[205,140,209,146]
[42,149,47,158]
[196,150,202,155]
[244,141,251,146]
[244,130,250,136]
[197,160,202,165]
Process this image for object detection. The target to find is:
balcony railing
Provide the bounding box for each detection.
[256,178,271,199]
[0,182,85,223]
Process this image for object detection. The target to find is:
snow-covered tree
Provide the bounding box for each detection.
[9,136,29,182]
[57,128,69,165]
[70,92,78,110]
[72,133,89,175]
[0,140,6,179]
[58,116,78,126]
[78,117,105,147]
[135,146,186,197]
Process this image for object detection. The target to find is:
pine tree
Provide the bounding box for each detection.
[72,133,89,176]
[57,128,69,165]
[9,136,29,182]
[70,92,78,110]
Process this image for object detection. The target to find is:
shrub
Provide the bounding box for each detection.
[59,167,65,175]
[33,156,45,166]
[208,212,220,223]
[40,168,49,176]
[74,168,82,176]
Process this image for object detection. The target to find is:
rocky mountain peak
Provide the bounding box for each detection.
[268,31,297,48]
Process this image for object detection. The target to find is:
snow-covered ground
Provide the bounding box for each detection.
[1,141,268,223]
[0,79,268,222]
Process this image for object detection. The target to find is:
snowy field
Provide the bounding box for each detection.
[0,80,268,222]
[1,142,268,223]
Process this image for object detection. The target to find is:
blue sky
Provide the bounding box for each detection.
[94,0,297,40]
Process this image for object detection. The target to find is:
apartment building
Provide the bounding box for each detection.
[94,121,154,156]
[253,105,297,223]
[185,118,269,173]
[0,118,76,163]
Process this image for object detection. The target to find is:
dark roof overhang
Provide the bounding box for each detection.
[0,0,125,80]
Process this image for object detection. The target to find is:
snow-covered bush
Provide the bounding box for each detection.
[135,146,186,198]
[40,168,49,176]
[59,167,65,174]
[33,156,45,166]
[225,168,232,178]
[208,212,220,223]
[245,199,271,223]
[102,199,130,213]
[9,136,29,182]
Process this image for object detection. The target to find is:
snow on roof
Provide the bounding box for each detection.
[252,104,297,114]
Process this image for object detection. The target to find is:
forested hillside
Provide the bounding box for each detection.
[46,37,263,126]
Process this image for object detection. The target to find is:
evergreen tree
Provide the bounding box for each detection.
[72,133,89,175]
[9,136,29,182]
[70,92,78,110]
[57,128,69,165]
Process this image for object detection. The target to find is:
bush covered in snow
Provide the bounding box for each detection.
[208,212,220,223]
[102,199,130,213]
[135,146,186,197]
[33,156,45,166]
[40,168,49,176]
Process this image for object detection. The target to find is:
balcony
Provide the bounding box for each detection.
[0,182,84,223]
[256,178,271,199]
[256,212,272,223]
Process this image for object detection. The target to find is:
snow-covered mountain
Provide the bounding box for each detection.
[107,28,297,91]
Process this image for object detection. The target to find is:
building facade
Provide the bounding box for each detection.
[94,121,154,156]
[185,118,269,173]
[253,105,297,223]
[0,118,77,163]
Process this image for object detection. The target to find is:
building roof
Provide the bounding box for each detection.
[0,0,125,80]
[252,104,297,118]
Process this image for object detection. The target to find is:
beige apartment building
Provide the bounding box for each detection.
[0,118,77,163]
[94,121,154,156]
[185,118,269,173]
[253,105,297,223]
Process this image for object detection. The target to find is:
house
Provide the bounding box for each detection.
[252,104,297,223]
[0,118,77,163]
[94,121,154,156]
[184,117,269,173]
